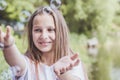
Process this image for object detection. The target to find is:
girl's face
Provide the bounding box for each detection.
[32,14,55,53]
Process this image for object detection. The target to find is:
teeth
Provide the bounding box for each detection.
[39,42,51,45]
[40,42,49,45]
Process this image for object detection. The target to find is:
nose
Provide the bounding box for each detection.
[40,30,48,40]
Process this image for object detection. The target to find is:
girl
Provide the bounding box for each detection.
[0,6,88,80]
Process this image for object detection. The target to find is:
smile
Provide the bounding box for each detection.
[39,42,51,46]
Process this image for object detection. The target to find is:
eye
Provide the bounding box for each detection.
[48,28,55,32]
[34,29,42,32]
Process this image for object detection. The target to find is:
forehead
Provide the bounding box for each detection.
[33,13,54,26]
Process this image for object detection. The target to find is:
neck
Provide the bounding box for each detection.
[42,52,54,66]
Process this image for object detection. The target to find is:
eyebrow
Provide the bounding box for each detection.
[33,25,41,28]
[33,25,55,28]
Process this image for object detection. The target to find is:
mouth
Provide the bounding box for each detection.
[39,42,51,46]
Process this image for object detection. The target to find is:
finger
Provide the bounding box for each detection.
[70,53,78,60]
[54,68,60,75]
[68,63,73,70]
[73,58,80,66]
[0,27,4,42]
[6,25,11,38]
[60,67,66,74]
[4,26,11,41]
[66,65,71,71]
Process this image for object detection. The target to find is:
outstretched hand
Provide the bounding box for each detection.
[0,26,14,49]
[53,53,80,75]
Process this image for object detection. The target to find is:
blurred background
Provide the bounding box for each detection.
[0,0,120,80]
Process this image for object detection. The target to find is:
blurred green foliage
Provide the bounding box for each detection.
[61,0,118,35]
[0,0,119,35]
[0,0,48,21]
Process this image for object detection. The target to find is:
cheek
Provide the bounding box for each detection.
[52,33,56,40]
[32,32,38,42]
[33,35,39,39]
[32,35,35,44]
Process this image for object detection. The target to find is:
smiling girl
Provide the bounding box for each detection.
[0,6,88,80]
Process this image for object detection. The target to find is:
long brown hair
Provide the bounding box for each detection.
[26,6,72,63]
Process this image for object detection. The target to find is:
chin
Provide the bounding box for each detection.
[40,48,52,53]
[41,51,52,53]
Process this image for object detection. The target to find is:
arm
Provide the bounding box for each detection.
[0,26,26,75]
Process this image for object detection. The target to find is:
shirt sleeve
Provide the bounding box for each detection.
[10,55,29,80]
